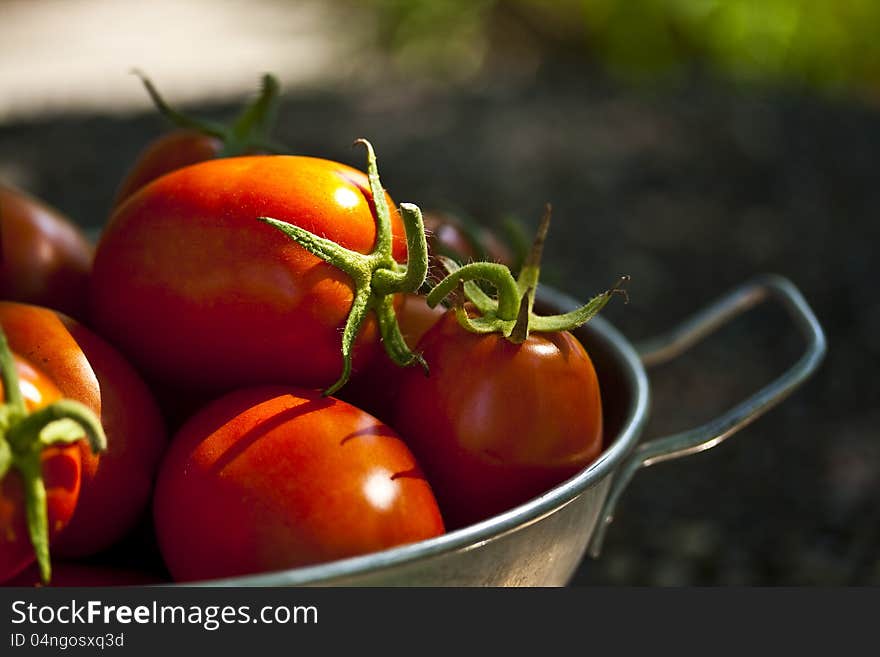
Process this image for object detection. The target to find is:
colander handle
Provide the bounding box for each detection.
[587,274,826,558]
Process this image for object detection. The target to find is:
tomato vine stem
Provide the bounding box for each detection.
[427,204,629,342]
[0,328,106,584]
[132,70,288,156]
[257,139,430,396]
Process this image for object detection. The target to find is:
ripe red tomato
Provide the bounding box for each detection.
[0,356,82,583]
[0,302,167,557]
[153,386,445,582]
[0,184,93,320]
[340,292,445,423]
[390,309,604,530]
[389,205,622,530]
[90,154,408,397]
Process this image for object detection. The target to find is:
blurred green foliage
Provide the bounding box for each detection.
[361,0,880,98]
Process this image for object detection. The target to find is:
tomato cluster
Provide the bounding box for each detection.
[0,74,624,586]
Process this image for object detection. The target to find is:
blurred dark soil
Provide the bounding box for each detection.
[1,67,877,586]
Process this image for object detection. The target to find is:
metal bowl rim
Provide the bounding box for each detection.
[194,287,651,586]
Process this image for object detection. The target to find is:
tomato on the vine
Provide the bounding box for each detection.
[0,302,167,558]
[153,386,444,582]
[113,72,284,207]
[391,308,605,529]
[91,140,430,399]
[1,357,79,583]
[390,206,626,529]
[0,184,93,320]
[0,328,105,584]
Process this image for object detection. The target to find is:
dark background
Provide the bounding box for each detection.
[0,0,877,585]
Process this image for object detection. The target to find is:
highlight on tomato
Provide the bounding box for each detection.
[152,386,445,583]
[112,71,286,207]
[390,205,628,529]
[0,325,105,584]
[0,183,93,320]
[90,139,430,400]
[0,302,167,559]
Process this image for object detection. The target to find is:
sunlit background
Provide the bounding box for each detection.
[2,0,879,120]
[1,0,877,586]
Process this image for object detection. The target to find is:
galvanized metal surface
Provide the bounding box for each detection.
[196,275,824,587]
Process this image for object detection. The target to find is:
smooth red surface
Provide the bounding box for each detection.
[0,184,93,320]
[0,303,167,557]
[90,155,407,397]
[112,129,223,207]
[0,356,81,582]
[153,386,444,582]
[391,310,604,530]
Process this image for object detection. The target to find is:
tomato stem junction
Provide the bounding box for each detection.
[427,204,629,341]
[0,328,106,584]
[257,139,430,396]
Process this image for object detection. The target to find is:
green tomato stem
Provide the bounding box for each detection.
[516,203,551,298]
[427,204,629,342]
[426,261,521,320]
[228,74,281,154]
[508,288,534,344]
[355,139,394,262]
[0,437,10,480]
[258,139,431,395]
[325,288,372,398]
[0,326,107,585]
[453,306,514,335]
[372,203,428,295]
[532,279,629,333]
[9,400,108,455]
[257,216,371,281]
[20,457,50,583]
[132,69,287,157]
[132,69,226,138]
[376,295,428,374]
[508,203,552,343]
[0,329,24,414]
[434,256,496,314]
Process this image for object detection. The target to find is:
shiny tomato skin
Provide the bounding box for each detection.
[0,302,167,557]
[90,155,407,397]
[391,310,604,530]
[112,129,223,208]
[0,357,82,583]
[340,292,445,424]
[0,184,93,320]
[153,386,445,582]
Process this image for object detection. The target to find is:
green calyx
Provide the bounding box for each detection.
[0,329,106,585]
[426,203,629,343]
[133,69,288,157]
[257,139,430,397]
